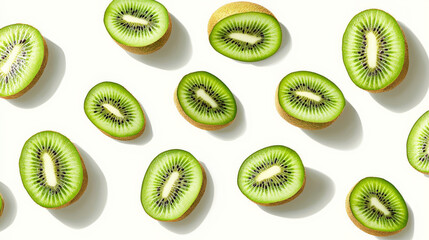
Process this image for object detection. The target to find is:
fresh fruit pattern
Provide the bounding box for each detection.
[19,131,87,209]
[140,149,206,221]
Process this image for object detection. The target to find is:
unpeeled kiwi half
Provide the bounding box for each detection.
[84,81,145,140]
[0,24,48,98]
[237,145,305,206]
[346,177,408,236]
[104,0,172,54]
[276,71,345,130]
[342,9,408,92]
[407,110,429,174]
[19,131,87,209]
[175,71,237,130]
[140,149,206,221]
[208,1,282,62]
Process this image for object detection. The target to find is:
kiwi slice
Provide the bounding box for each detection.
[346,177,408,236]
[84,81,145,140]
[342,9,408,92]
[407,111,429,173]
[0,24,48,98]
[175,71,237,130]
[104,0,171,54]
[276,71,345,130]
[0,193,3,216]
[19,131,87,209]
[237,145,305,206]
[208,1,282,62]
[140,149,206,221]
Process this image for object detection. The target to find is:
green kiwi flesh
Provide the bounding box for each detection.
[141,149,206,221]
[209,8,281,61]
[237,145,305,206]
[0,24,47,98]
[347,177,408,236]
[104,0,170,52]
[276,71,345,129]
[407,111,429,173]
[175,71,237,130]
[342,9,408,92]
[84,81,145,140]
[19,131,86,209]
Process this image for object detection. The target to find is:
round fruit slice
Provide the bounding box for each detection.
[346,177,408,236]
[0,193,4,216]
[19,131,87,209]
[0,24,48,98]
[175,71,237,130]
[342,9,408,92]
[208,1,282,62]
[84,81,145,140]
[104,0,171,54]
[237,145,305,206]
[276,71,345,129]
[141,149,206,221]
[407,111,429,173]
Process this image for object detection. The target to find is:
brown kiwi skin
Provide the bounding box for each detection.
[275,85,342,130]
[147,161,207,222]
[115,14,172,55]
[48,144,88,209]
[174,87,235,131]
[2,33,48,99]
[0,194,4,216]
[253,176,306,206]
[207,1,276,35]
[345,185,406,236]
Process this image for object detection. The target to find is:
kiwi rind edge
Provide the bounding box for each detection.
[345,184,406,236]
[174,87,235,131]
[275,85,342,130]
[144,161,207,222]
[2,31,48,99]
[115,14,172,55]
[0,194,4,216]
[207,1,276,35]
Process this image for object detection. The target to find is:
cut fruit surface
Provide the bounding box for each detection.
[237,145,305,206]
[342,9,408,92]
[175,71,236,130]
[104,0,171,53]
[0,193,3,216]
[84,81,145,140]
[276,71,345,129]
[0,24,47,98]
[208,2,282,62]
[407,111,429,173]
[19,131,86,209]
[141,149,206,221]
[347,177,408,236]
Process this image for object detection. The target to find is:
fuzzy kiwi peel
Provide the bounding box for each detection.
[104,0,172,55]
[346,177,408,236]
[207,1,275,34]
[19,131,88,209]
[0,24,48,99]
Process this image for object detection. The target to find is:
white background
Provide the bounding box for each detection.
[0,0,428,239]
